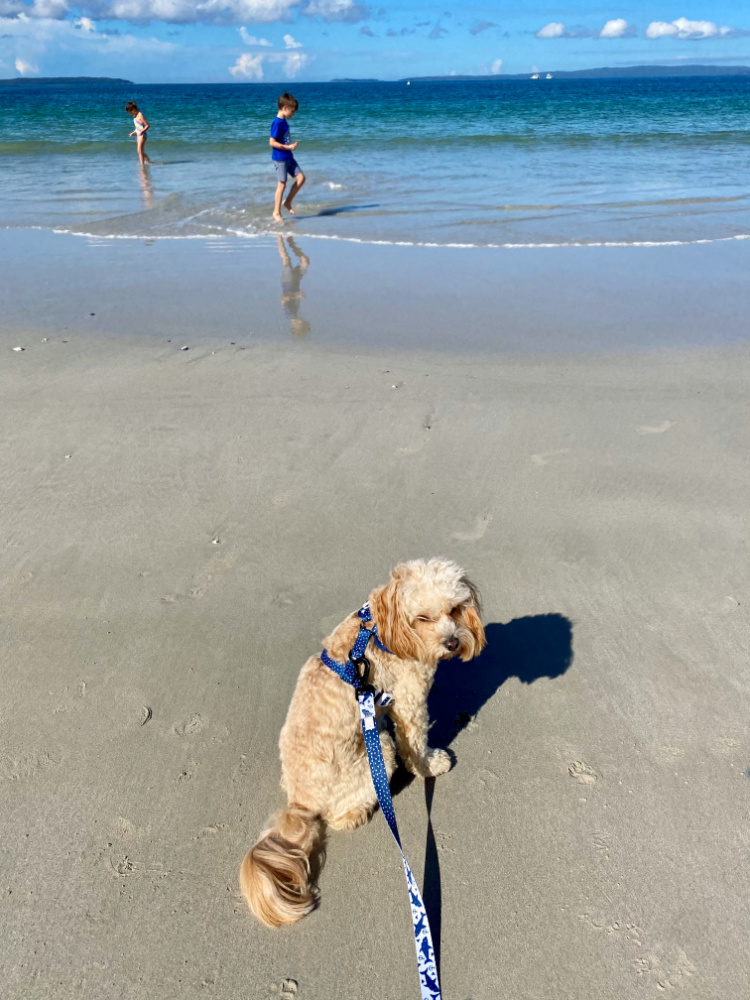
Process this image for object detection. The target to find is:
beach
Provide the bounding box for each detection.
[3,226,749,999]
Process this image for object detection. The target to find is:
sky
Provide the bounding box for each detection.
[2,1,750,83]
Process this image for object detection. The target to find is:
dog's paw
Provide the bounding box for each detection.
[420,748,453,777]
[328,805,371,831]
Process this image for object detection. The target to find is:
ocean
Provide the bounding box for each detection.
[2,76,750,248]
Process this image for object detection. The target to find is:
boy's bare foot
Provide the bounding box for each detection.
[273,212,283,222]
[283,202,296,215]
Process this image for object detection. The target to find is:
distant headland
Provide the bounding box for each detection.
[332,65,750,83]
[0,76,134,85]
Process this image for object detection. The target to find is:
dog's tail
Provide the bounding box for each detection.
[240,806,323,928]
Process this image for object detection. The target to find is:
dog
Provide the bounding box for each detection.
[239,558,486,928]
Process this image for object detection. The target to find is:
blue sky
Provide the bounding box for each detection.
[2,1,750,82]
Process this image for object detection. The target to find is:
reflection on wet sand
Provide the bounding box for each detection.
[139,166,154,209]
[277,235,310,337]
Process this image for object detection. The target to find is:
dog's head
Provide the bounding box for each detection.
[369,559,486,667]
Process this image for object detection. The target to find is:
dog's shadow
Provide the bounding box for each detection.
[429,613,574,749]
[410,614,574,978]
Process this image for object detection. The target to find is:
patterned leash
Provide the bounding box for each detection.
[321,605,442,1000]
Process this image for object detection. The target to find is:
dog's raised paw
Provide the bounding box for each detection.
[423,748,453,777]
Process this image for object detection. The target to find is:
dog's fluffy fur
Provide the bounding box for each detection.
[239,558,486,928]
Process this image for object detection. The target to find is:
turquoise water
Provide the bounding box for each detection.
[2,78,750,246]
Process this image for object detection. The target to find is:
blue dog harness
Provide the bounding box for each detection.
[321,603,442,1000]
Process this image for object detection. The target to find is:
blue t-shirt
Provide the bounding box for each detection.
[270,116,293,161]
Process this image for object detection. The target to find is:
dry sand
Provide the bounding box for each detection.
[2,322,749,1000]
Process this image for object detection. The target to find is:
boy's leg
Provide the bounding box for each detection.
[283,171,305,214]
[273,180,286,221]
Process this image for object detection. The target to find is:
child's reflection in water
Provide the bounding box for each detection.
[277,235,311,337]
[139,165,154,209]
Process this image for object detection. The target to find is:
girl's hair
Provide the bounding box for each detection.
[125,101,139,114]
[277,92,298,111]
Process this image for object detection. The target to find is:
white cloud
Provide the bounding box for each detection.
[0,10,198,82]
[600,18,629,38]
[31,0,67,15]
[3,0,372,26]
[645,21,677,38]
[75,15,95,28]
[94,0,300,26]
[0,13,176,61]
[280,48,307,74]
[537,18,635,40]
[490,57,502,74]
[645,18,736,40]
[15,55,38,72]
[229,36,310,80]
[239,27,271,44]
[302,0,369,23]
[1,0,69,17]
[536,22,565,38]
[230,50,264,77]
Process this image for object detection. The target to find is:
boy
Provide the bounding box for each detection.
[126,101,150,165]
[270,92,305,222]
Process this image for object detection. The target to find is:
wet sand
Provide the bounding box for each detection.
[4,229,750,353]
[2,234,749,1000]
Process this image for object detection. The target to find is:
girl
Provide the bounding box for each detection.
[126,101,150,165]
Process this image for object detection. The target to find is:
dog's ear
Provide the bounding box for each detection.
[370,568,423,661]
[459,575,487,661]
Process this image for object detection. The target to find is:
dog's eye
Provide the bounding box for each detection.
[450,605,461,616]
[415,616,432,623]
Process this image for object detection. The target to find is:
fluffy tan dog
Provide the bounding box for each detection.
[240,558,486,928]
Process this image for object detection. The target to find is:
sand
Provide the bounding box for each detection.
[2,236,750,1000]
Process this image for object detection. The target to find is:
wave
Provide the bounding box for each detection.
[44,223,750,251]
[3,128,750,157]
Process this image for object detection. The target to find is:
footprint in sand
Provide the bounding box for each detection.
[162,547,238,603]
[173,715,206,737]
[568,760,599,785]
[0,751,59,782]
[452,514,492,542]
[637,420,676,435]
[531,448,570,467]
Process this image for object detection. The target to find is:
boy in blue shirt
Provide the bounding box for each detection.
[270,92,305,222]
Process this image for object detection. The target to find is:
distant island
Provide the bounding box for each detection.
[0,76,134,85]
[332,65,750,83]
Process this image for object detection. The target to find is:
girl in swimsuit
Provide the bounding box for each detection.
[126,101,150,165]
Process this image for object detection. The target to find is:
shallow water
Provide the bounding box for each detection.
[2,77,750,247]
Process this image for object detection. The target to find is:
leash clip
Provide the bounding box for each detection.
[349,653,374,695]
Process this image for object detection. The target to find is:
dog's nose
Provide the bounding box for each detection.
[443,636,460,652]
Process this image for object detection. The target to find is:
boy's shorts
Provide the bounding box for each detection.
[274,158,301,183]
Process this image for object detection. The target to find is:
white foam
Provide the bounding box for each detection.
[49,225,750,251]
